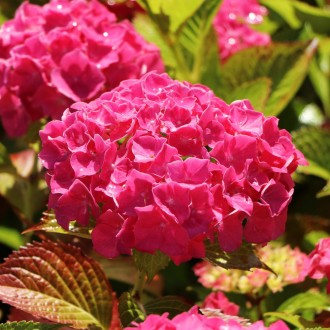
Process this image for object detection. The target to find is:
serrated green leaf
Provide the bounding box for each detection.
[23,211,92,239]
[265,312,320,329]
[0,226,23,250]
[205,241,274,272]
[0,240,113,330]
[224,77,272,112]
[292,127,330,197]
[133,250,170,283]
[118,292,146,328]
[277,291,330,314]
[218,40,317,116]
[144,296,191,318]
[0,322,65,330]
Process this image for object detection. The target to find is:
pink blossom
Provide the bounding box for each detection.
[0,0,163,137]
[39,72,305,263]
[304,237,330,293]
[124,306,289,329]
[202,292,240,316]
[214,0,271,62]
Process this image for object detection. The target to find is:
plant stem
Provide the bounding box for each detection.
[131,269,147,300]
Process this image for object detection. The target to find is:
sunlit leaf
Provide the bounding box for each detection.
[133,250,170,283]
[0,240,113,330]
[205,241,275,273]
[265,312,320,329]
[144,296,191,318]
[277,291,330,314]
[218,40,317,116]
[118,292,145,328]
[23,211,92,239]
[0,227,23,250]
[0,322,65,330]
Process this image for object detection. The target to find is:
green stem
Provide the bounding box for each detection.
[131,270,147,300]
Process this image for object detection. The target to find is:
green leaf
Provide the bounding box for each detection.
[292,126,330,196]
[0,240,113,330]
[137,0,204,33]
[0,322,65,330]
[118,292,146,328]
[277,291,330,314]
[224,77,272,112]
[133,250,170,283]
[144,296,191,318]
[218,40,317,116]
[204,241,275,272]
[133,13,176,69]
[0,227,23,250]
[265,312,320,329]
[23,211,92,239]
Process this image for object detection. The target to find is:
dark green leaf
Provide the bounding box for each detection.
[133,250,170,283]
[144,296,191,318]
[205,241,275,272]
[0,322,65,330]
[118,292,146,328]
[218,40,317,116]
[0,240,113,330]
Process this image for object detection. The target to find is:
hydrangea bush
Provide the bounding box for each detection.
[0,0,329,329]
[0,0,163,137]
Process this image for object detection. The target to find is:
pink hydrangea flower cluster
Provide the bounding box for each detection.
[124,306,289,330]
[194,243,308,294]
[39,72,305,264]
[214,0,271,62]
[0,0,163,137]
[304,237,330,293]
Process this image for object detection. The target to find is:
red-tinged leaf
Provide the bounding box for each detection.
[0,240,113,330]
[0,322,66,330]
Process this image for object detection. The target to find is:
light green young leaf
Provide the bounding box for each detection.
[144,296,191,318]
[218,40,317,116]
[137,0,203,33]
[0,226,23,250]
[118,292,146,328]
[133,250,170,283]
[265,312,320,329]
[205,241,274,273]
[277,291,330,314]
[0,240,113,330]
[0,322,65,330]
[23,211,92,239]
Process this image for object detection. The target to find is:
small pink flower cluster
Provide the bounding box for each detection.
[39,72,305,264]
[0,0,163,137]
[194,244,308,294]
[202,291,240,316]
[304,237,330,293]
[214,0,271,62]
[124,306,289,330]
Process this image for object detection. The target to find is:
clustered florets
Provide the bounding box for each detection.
[214,0,271,61]
[0,0,163,137]
[39,72,305,264]
[194,243,308,294]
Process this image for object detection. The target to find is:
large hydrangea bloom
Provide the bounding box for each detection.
[304,237,330,293]
[0,0,163,137]
[214,0,271,61]
[39,72,305,264]
[194,243,308,294]
[124,306,289,330]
